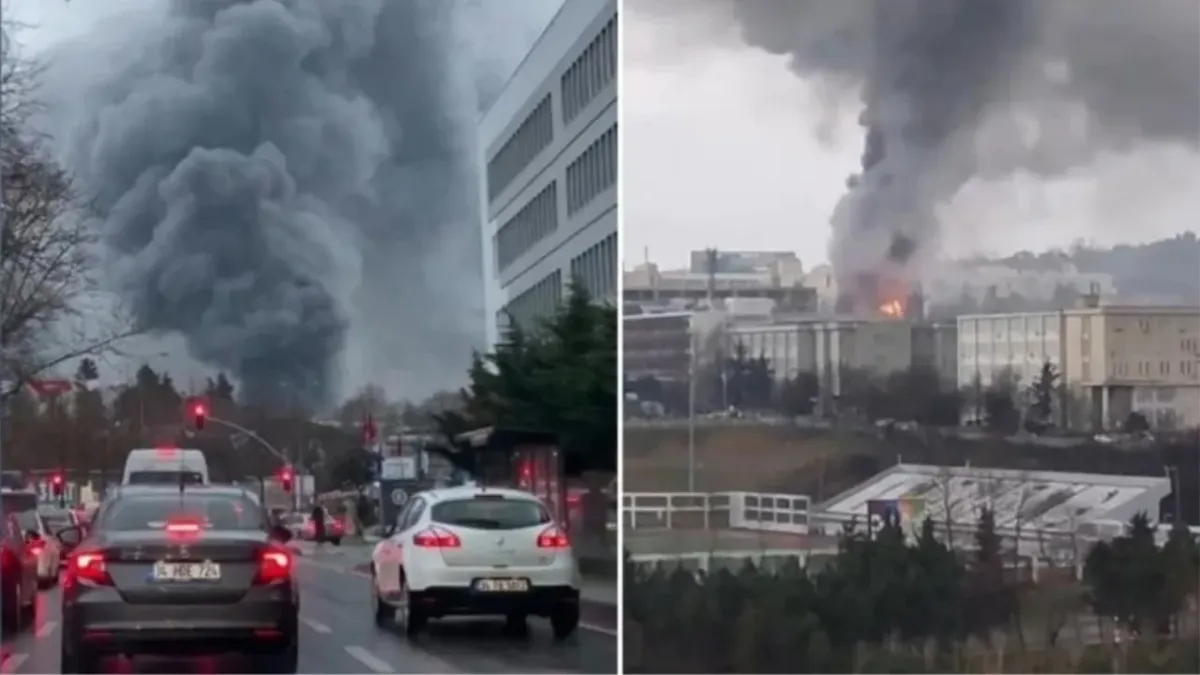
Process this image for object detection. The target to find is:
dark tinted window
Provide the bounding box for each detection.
[128,471,204,485]
[102,494,264,531]
[431,497,549,531]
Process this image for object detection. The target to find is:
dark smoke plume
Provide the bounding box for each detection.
[41,0,557,408]
[632,0,1200,310]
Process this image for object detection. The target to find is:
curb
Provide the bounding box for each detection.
[348,562,617,632]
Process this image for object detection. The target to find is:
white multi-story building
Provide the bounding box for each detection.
[957,300,1200,430]
[479,0,618,346]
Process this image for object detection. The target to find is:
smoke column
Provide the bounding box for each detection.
[40,0,558,408]
[633,0,1199,309]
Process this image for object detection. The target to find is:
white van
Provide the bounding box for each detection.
[121,448,209,486]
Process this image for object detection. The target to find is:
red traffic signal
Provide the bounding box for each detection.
[51,472,64,496]
[188,398,209,430]
[278,467,294,493]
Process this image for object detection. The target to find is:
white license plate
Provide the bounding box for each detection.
[474,578,529,592]
[152,561,221,582]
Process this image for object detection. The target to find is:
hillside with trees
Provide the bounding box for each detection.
[983,233,1200,303]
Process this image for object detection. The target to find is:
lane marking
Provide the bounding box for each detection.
[35,621,58,639]
[0,653,28,674]
[343,645,394,673]
[300,558,618,636]
[301,617,332,634]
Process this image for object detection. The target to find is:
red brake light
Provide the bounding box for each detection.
[255,545,292,585]
[71,550,113,586]
[164,517,204,539]
[536,525,570,549]
[412,527,461,549]
[27,540,44,555]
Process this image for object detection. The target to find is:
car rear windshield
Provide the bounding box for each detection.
[102,495,263,531]
[431,496,550,531]
[128,471,204,485]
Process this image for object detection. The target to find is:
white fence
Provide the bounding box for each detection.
[623,491,812,535]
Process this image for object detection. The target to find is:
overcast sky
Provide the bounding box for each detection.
[622,4,1200,271]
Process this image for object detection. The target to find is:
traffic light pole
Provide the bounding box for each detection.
[206,415,288,464]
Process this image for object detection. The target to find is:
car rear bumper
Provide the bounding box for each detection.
[65,597,297,655]
[413,584,579,618]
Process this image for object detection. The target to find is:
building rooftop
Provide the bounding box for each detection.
[817,463,1170,533]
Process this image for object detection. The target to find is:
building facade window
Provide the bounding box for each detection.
[494,181,559,273]
[503,269,563,331]
[486,95,554,203]
[560,17,617,125]
[565,123,617,216]
[569,232,617,301]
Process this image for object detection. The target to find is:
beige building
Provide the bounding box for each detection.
[957,303,1200,430]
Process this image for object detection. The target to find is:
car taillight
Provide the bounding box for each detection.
[71,550,113,586]
[255,545,292,585]
[536,525,570,549]
[165,517,204,540]
[27,540,44,555]
[412,527,461,549]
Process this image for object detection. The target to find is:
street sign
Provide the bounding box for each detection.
[380,457,416,480]
[390,488,408,506]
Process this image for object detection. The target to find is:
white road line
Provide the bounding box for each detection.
[1,653,29,674]
[343,645,394,673]
[301,617,332,634]
[35,620,58,639]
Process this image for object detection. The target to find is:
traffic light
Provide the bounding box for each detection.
[51,472,64,497]
[279,467,294,493]
[190,398,208,430]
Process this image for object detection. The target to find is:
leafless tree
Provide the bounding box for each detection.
[1,16,136,400]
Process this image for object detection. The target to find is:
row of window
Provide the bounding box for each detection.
[569,232,618,301]
[494,181,558,274]
[487,95,553,203]
[502,269,564,332]
[1113,360,1200,379]
[566,124,617,216]
[561,17,617,125]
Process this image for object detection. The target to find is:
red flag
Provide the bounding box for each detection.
[362,413,377,444]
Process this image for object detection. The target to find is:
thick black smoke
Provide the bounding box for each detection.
[633,0,1200,309]
[45,0,555,407]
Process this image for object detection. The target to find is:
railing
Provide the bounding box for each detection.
[627,547,837,575]
[623,491,811,535]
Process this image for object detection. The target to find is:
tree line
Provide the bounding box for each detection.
[624,511,1200,673]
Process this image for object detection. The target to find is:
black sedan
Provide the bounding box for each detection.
[56,484,298,673]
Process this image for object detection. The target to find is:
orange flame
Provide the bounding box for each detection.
[879,300,904,318]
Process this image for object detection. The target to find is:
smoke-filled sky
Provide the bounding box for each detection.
[624,0,1200,273]
[9,0,560,408]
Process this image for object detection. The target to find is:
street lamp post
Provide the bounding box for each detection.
[202,415,294,509]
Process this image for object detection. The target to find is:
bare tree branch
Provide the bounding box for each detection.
[1,14,140,400]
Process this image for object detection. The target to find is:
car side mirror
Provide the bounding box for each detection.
[56,526,82,547]
[270,524,293,543]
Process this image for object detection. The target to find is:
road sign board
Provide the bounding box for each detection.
[390,488,408,506]
[27,379,73,397]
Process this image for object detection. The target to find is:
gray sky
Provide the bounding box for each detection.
[622,4,1200,271]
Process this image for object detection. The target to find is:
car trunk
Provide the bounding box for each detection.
[436,522,558,568]
[102,530,266,605]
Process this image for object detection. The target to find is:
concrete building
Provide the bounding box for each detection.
[687,250,802,275]
[623,262,816,311]
[479,0,617,346]
[728,318,958,398]
[623,310,726,382]
[957,302,1200,430]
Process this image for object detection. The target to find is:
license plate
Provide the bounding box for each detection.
[152,561,221,582]
[474,578,529,592]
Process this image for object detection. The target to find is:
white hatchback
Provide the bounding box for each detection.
[369,486,581,639]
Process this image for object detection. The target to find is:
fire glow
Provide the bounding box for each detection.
[878,299,905,318]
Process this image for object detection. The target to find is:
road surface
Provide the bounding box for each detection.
[0,549,616,673]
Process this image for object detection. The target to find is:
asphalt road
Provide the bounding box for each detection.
[1,554,616,674]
